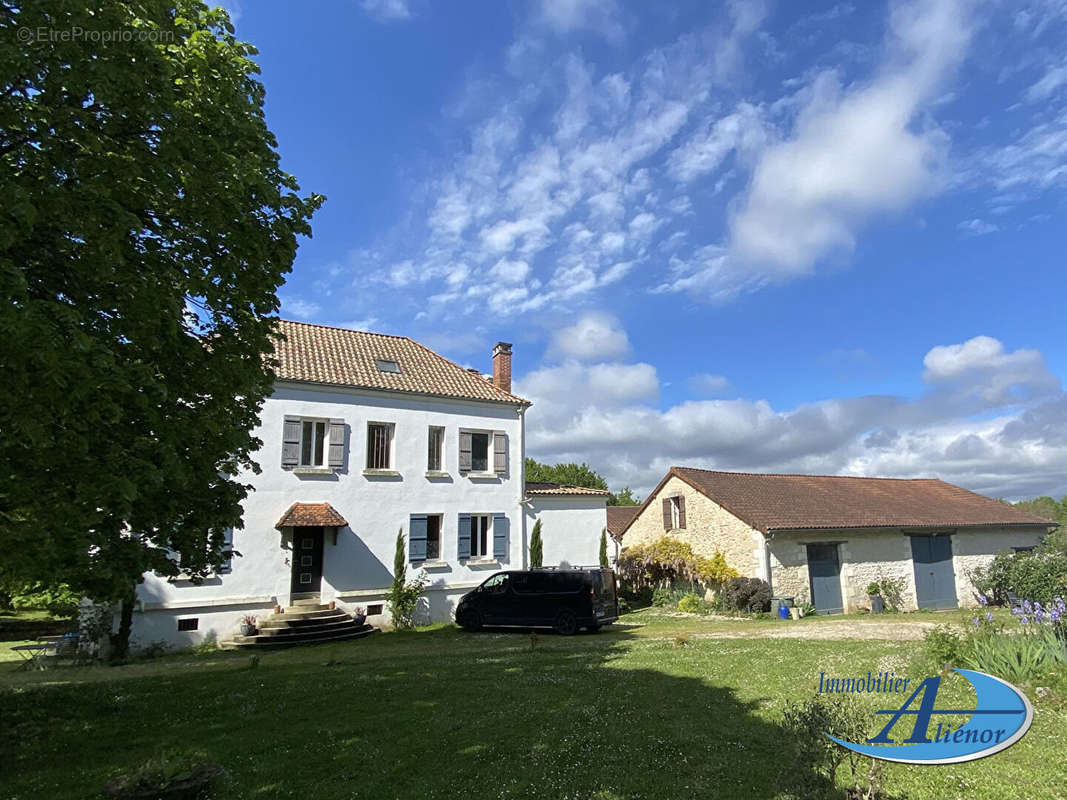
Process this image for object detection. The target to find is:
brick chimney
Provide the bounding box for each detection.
[492,342,512,393]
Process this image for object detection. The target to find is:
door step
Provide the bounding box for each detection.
[221,607,379,650]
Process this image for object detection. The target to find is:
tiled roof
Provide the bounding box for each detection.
[606,506,640,540]
[525,482,610,497]
[272,320,529,406]
[275,502,349,529]
[677,468,1059,532]
[627,467,1056,535]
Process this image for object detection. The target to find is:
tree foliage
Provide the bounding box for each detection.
[599,528,609,568]
[529,518,543,568]
[524,458,638,505]
[615,537,738,588]
[608,487,640,506]
[0,0,322,650]
[387,529,427,630]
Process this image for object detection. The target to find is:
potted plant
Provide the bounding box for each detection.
[351,606,367,626]
[866,582,885,614]
[239,614,257,636]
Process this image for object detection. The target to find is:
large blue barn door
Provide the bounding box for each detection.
[910,534,958,610]
[807,543,844,615]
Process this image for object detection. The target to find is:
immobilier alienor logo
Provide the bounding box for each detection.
[817,668,1033,764]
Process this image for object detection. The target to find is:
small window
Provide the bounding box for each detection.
[366,422,394,469]
[428,426,444,472]
[300,419,327,467]
[177,618,199,632]
[1013,546,1036,554]
[367,603,384,616]
[375,359,401,374]
[470,514,491,557]
[427,514,442,560]
[470,432,489,472]
[670,497,683,529]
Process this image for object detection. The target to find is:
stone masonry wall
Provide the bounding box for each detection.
[621,475,763,577]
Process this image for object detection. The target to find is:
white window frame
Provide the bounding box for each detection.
[427,425,445,473]
[299,418,329,468]
[470,514,491,558]
[366,421,395,470]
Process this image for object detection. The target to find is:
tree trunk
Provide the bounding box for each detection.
[110,586,136,661]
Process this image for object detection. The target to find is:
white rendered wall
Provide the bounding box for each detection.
[527,496,609,568]
[133,381,526,647]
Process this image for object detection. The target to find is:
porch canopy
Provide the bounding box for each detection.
[275,502,348,529]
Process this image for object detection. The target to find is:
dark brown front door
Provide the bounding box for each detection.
[290,526,324,596]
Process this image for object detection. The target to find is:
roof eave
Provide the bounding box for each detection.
[274,377,532,408]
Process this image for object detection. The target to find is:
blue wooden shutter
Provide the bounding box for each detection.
[409,515,428,562]
[219,528,234,573]
[458,514,472,559]
[458,431,473,472]
[282,416,301,469]
[328,419,346,469]
[493,513,509,560]
[493,432,508,475]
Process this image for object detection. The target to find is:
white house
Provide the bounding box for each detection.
[132,321,565,648]
[525,483,610,567]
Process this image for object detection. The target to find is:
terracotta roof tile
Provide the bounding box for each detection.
[606,506,640,540]
[272,320,529,406]
[667,468,1056,533]
[275,502,348,528]
[525,482,610,496]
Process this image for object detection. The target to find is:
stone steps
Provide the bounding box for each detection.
[222,605,379,650]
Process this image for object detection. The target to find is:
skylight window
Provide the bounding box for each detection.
[376,359,401,374]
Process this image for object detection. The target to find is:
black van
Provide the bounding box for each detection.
[455,567,618,635]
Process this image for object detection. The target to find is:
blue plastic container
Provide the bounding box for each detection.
[778,604,789,619]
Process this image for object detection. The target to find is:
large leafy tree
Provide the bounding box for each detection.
[524,459,640,506]
[0,1,322,654]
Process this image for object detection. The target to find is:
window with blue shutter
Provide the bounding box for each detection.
[458,513,472,559]
[219,529,234,573]
[493,513,509,560]
[409,514,428,563]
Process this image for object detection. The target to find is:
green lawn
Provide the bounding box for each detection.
[2,611,1064,799]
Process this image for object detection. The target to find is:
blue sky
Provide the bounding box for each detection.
[223,0,1067,499]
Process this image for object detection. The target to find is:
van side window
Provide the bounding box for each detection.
[482,573,509,594]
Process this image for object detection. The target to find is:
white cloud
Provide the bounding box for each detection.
[281,297,321,319]
[1026,59,1067,102]
[360,0,412,22]
[690,373,734,395]
[725,0,971,279]
[548,312,631,362]
[957,218,998,236]
[668,101,766,182]
[521,333,1067,499]
[535,0,626,43]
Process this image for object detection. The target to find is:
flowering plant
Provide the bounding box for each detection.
[1012,597,1066,634]
[240,614,257,626]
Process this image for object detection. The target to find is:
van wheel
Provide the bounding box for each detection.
[459,609,483,632]
[553,609,578,636]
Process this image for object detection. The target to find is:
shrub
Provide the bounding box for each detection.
[9,582,79,618]
[922,625,963,670]
[651,586,687,607]
[721,577,771,613]
[616,537,737,590]
[969,550,1067,606]
[782,694,886,799]
[677,593,704,613]
[388,529,428,630]
[873,575,906,611]
[964,626,1067,685]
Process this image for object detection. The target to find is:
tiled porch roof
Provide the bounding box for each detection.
[275,502,348,529]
